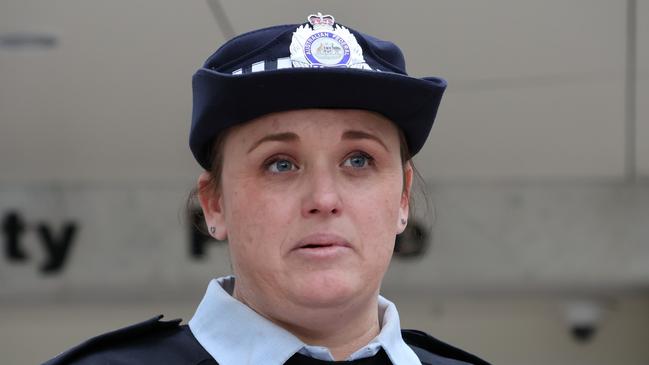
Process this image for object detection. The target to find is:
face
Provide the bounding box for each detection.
[199,109,412,320]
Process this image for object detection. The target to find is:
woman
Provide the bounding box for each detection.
[44,12,489,365]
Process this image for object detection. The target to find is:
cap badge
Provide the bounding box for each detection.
[290,12,372,70]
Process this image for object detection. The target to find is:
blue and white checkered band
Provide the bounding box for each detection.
[230,58,294,75]
[303,32,350,67]
[229,56,382,75]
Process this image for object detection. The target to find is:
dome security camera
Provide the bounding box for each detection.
[563,300,606,344]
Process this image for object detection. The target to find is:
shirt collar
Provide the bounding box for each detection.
[189,276,421,365]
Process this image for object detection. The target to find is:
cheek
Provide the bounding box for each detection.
[224,181,295,264]
[350,179,401,260]
[360,174,402,221]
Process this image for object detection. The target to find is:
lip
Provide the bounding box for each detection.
[292,233,352,251]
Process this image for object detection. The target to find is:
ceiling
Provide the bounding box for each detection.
[0,0,647,183]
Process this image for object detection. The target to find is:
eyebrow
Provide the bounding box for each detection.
[341,130,389,152]
[247,132,299,153]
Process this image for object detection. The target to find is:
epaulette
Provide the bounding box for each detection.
[42,315,206,365]
[402,329,491,365]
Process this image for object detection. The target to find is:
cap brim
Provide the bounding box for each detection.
[190,67,446,169]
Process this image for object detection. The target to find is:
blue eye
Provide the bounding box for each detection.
[343,153,372,168]
[267,159,296,173]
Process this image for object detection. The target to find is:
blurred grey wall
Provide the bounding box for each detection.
[1,1,648,365]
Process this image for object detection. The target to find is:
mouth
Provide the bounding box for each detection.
[292,233,352,253]
[300,243,337,249]
[295,233,350,247]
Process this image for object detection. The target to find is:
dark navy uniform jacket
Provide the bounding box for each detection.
[42,316,490,365]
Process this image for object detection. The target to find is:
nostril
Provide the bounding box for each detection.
[309,208,319,214]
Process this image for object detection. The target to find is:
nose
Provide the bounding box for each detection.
[301,166,343,218]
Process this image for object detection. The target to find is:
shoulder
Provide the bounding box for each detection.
[402,329,491,365]
[43,315,216,365]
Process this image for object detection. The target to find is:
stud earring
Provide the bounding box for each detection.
[400,218,407,225]
[209,226,216,234]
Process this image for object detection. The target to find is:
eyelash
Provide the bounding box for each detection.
[264,155,298,173]
[262,151,376,174]
[342,151,375,169]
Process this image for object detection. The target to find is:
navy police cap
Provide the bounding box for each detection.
[190,12,447,169]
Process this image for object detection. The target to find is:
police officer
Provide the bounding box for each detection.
[44,12,490,365]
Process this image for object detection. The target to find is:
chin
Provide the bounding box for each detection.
[289,270,374,308]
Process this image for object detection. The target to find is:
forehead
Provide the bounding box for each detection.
[228,109,399,142]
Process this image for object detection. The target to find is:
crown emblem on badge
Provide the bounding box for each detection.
[308,12,335,30]
[290,12,372,70]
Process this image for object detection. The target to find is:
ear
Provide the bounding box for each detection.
[396,162,413,235]
[197,171,228,240]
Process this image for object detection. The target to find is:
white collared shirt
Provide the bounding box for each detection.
[189,276,422,365]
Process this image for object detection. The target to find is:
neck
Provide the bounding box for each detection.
[234,288,381,361]
[278,298,381,360]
